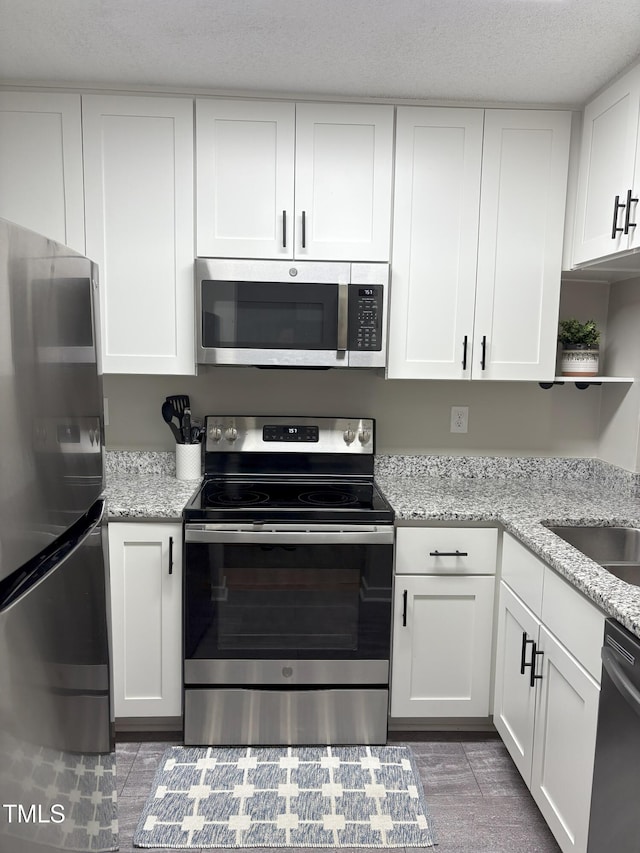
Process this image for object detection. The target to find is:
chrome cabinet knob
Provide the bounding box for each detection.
[225,426,238,442]
[343,428,356,445]
[358,429,371,445]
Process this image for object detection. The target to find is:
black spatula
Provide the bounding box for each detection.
[166,395,190,429]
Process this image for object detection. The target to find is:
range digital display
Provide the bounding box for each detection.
[263,424,319,443]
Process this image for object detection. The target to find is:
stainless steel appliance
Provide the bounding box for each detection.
[0,219,114,852]
[195,258,389,368]
[587,618,640,852]
[182,416,394,745]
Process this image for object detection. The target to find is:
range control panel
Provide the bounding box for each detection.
[349,285,383,351]
[205,416,374,454]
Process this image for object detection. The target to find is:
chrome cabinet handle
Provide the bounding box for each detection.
[301,210,307,248]
[282,210,287,248]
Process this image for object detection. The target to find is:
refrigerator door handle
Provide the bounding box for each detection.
[0,498,106,612]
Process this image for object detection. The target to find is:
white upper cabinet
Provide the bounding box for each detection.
[83,95,195,374]
[388,107,571,382]
[387,107,483,379]
[294,103,394,261]
[196,99,394,261]
[196,100,295,258]
[0,92,85,252]
[474,110,571,381]
[572,66,640,265]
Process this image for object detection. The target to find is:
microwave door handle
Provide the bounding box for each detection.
[337,282,349,352]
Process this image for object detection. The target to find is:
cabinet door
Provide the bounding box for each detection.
[493,582,540,784]
[387,107,483,378]
[294,102,393,261]
[196,99,295,258]
[390,574,495,717]
[108,522,182,718]
[573,68,640,264]
[0,92,85,252]
[83,95,195,374]
[473,109,571,381]
[531,626,600,853]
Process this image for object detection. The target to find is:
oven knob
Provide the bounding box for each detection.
[358,429,371,445]
[225,426,238,443]
[208,426,222,442]
[343,428,356,445]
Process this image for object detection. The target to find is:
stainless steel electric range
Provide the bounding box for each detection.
[182,416,394,746]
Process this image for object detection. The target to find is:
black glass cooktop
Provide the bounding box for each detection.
[183,477,394,524]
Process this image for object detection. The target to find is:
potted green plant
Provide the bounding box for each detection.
[558,318,601,377]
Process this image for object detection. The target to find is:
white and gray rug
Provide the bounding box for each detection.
[133,744,436,848]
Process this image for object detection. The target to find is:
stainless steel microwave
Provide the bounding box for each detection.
[195,259,389,368]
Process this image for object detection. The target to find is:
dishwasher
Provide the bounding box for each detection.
[587,618,640,852]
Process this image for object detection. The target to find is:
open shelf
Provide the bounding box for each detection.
[539,376,635,390]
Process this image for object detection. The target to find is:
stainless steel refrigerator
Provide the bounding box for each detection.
[0,219,116,852]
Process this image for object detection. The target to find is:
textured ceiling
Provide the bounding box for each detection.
[1,0,640,105]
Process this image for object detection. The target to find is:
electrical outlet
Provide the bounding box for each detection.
[450,406,468,434]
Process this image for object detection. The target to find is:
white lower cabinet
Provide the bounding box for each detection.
[108,522,182,718]
[391,574,495,717]
[390,527,496,718]
[530,625,600,853]
[495,533,604,853]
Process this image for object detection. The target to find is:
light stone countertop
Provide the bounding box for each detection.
[375,463,640,639]
[104,450,640,638]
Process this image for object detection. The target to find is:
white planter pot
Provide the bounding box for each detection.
[560,345,599,377]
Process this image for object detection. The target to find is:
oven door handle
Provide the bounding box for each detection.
[185,527,394,545]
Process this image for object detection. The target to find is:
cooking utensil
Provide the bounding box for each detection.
[166,395,190,423]
[161,401,182,443]
[191,426,202,444]
[182,407,192,444]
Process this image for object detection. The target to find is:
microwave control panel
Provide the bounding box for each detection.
[348,285,383,351]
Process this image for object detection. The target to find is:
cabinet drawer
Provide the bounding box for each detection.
[501,533,545,617]
[542,567,605,683]
[395,527,497,574]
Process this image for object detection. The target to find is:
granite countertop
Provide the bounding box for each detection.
[104,450,640,638]
[105,471,201,520]
[375,459,640,639]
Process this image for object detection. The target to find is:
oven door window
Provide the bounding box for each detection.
[185,541,392,660]
[201,280,339,350]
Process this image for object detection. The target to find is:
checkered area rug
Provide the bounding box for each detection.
[133,744,436,848]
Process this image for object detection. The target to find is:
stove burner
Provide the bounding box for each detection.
[298,490,359,507]
[206,487,270,507]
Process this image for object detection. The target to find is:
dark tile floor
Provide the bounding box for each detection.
[116,732,560,853]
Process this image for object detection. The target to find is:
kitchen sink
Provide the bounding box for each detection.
[546,525,640,585]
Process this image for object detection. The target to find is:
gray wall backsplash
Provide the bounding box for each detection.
[104,368,602,459]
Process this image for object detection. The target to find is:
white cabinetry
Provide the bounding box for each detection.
[0,92,85,252]
[388,108,571,381]
[572,65,640,265]
[108,522,182,718]
[83,95,195,374]
[196,99,394,261]
[494,533,604,853]
[390,527,496,718]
